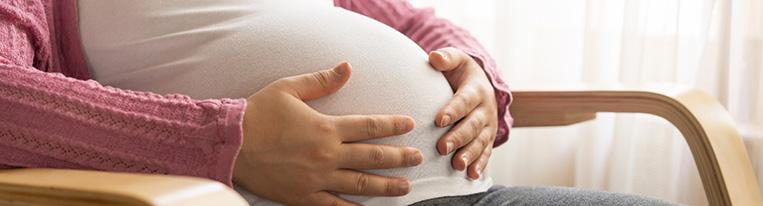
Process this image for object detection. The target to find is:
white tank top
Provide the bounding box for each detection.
[78,0,492,205]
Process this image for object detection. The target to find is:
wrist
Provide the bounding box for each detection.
[209,98,247,186]
[234,98,254,184]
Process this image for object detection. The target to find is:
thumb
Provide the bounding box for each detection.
[282,62,352,101]
[428,47,467,72]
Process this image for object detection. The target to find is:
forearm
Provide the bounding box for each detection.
[0,64,246,185]
[1,0,247,185]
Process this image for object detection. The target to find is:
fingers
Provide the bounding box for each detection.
[332,115,415,142]
[437,109,487,155]
[452,129,492,172]
[303,191,360,206]
[337,144,423,169]
[436,87,482,128]
[325,170,411,196]
[428,47,471,71]
[277,62,352,101]
[468,140,494,180]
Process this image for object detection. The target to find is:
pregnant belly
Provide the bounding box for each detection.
[79,0,491,205]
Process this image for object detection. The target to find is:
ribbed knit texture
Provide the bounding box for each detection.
[0,0,245,185]
[0,0,511,187]
[0,65,246,185]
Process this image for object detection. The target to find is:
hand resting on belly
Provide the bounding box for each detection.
[79,0,493,205]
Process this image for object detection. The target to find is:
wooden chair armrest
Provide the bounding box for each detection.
[509,86,763,206]
[0,168,248,206]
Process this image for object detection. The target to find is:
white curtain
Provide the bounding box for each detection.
[409,0,763,205]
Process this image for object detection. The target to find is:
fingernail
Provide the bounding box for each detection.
[440,115,451,127]
[438,51,449,62]
[460,154,469,170]
[404,118,415,131]
[445,141,454,154]
[407,148,423,166]
[333,62,348,75]
[475,164,482,179]
[398,179,410,194]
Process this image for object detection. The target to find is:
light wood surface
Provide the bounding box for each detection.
[510,86,763,206]
[0,169,248,206]
[0,86,760,206]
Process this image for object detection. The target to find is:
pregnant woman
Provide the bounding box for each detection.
[1,0,677,205]
[77,0,500,205]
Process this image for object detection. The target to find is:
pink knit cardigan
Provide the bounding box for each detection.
[0,0,512,186]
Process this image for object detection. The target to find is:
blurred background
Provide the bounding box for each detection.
[407,0,763,205]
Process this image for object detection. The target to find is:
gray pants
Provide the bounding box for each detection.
[410,186,680,206]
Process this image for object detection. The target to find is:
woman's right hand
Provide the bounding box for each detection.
[233,62,423,206]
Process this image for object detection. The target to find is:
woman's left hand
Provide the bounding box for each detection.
[428,47,498,180]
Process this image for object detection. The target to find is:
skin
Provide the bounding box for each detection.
[429,47,498,180]
[234,47,498,205]
[234,62,424,206]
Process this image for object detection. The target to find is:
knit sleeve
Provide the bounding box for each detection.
[0,0,245,186]
[334,0,513,147]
